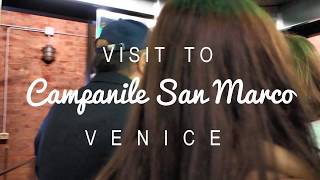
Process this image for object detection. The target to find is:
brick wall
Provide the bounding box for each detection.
[0,10,88,180]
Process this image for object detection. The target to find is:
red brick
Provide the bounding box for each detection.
[0,10,88,180]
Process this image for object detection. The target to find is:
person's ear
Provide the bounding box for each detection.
[96,39,109,48]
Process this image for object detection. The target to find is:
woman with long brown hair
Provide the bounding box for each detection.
[97,0,320,179]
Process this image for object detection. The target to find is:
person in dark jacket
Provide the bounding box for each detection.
[35,19,149,180]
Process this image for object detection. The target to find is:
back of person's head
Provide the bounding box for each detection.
[286,34,320,118]
[97,0,320,179]
[95,19,149,75]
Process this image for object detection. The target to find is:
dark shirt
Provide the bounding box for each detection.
[35,72,131,180]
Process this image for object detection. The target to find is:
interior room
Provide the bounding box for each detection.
[0,0,320,180]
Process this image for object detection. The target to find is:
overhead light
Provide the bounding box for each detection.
[74,0,163,17]
[276,14,286,30]
[153,0,162,18]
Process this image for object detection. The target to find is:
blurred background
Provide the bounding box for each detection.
[0,0,319,179]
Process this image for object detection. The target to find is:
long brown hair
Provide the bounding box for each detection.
[286,34,320,118]
[97,0,320,179]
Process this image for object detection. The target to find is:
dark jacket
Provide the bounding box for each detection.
[35,72,131,180]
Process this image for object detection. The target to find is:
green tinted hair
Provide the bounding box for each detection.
[286,34,320,117]
[287,35,318,82]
